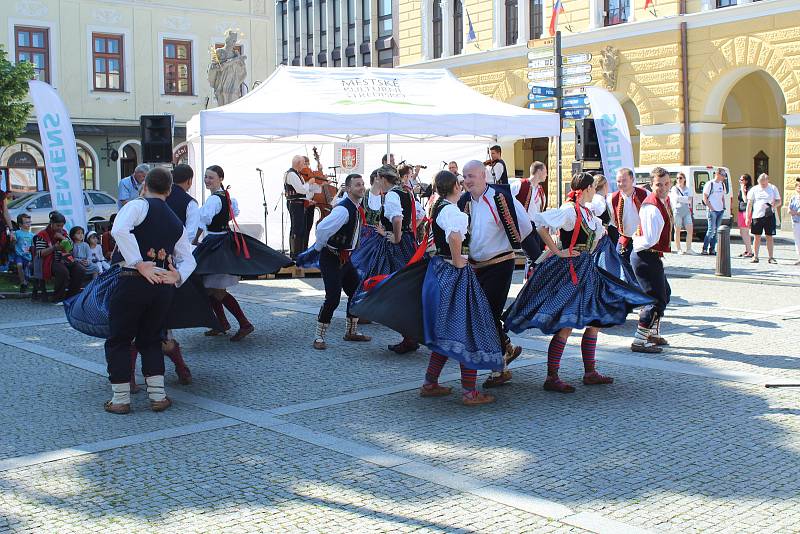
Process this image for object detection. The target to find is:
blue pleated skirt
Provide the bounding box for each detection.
[503,237,653,335]
[422,256,504,370]
[351,230,416,281]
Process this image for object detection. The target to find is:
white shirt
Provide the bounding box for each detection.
[747,184,781,219]
[606,190,642,237]
[111,197,196,286]
[633,204,666,253]
[534,203,604,236]
[185,199,201,240]
[467,185,533,262]
[485,161,505,184]
[383,190,425,226]
[367,191,383,212]
[510,180,545,220]
[198,191,240,236]
[436,202,468,242]
[669,185,692,211]
[703,180,726,212]
[590,194,607,218]
[283,169,311,198]
[312,195,362,251]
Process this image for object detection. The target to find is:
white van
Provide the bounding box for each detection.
[634,165,732,236]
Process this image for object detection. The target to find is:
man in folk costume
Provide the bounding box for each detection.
[485,145,509,185]
[608,167,648,266]
[104,168,197,414]
[631,167,673,354]
[310,173,371,350]
[511,161,548,275]
[284,155,314,259]
[459,160,532,388]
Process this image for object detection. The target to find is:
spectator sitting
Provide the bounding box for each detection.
[71,226,100,279]
[13,213,34,293]
[33,211,87,303]
[86,231,111,273]
[102,213,116,261]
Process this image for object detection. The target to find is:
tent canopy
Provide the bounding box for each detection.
[187,66,561,140]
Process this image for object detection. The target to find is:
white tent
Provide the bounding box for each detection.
[186,66,560,248]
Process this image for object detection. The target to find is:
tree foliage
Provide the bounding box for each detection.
[0,45,35,148]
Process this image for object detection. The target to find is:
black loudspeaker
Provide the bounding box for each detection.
[140,115,173,163]
[575,119,601,161]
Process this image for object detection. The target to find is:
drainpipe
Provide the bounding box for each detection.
[680,0,690,165]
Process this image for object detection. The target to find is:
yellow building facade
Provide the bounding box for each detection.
[399,0,800,225]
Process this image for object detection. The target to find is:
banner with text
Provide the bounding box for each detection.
[585,86,634,192]
[28,80,86,230]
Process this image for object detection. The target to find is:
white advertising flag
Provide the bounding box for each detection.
[28,80,87,230]
[584,86,634,192]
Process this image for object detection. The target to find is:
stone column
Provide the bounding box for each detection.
[690,123,725,166]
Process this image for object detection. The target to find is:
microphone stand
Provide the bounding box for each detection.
[256,168,268,245]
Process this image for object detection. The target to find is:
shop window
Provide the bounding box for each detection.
[163,39,193,95]
[15,26,50,82]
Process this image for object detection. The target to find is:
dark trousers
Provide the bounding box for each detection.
[105,276,176,383]
[631,250,671,327]
[287,200,306,258]
[52,260,86,300]
[302,205,315,251]
[474,257,515,348]
[616,238,633,268]
[318,248,360,324]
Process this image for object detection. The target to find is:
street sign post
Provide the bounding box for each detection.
[562,95,589,108]
[528,85,558,97]
[529,99,557,110]
[527,69,555,81]
[562,52,592,65]
[528,57,555,69]
[562,73,592,86]
[561,107,591,120]
[561,64,592,76]
[563,86,588,97]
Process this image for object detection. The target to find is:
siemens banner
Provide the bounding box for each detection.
[28,80,87,231]
[585,86,634,192]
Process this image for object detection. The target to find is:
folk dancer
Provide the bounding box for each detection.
[104,167,197,414]
[485,145,509,185]
[459,160,532,388]
[302,174,372,349]
[503,173,653,393]
[193,165,292,341]
[630,167,673,354]
[511,161,548,276]
[607,167,648,266]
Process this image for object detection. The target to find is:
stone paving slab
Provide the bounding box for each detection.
[288,362,800,534]
[0,424,589,534]
[0,344,221,462]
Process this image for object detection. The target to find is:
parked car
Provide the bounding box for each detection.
[7,190,118,230]
[634,165,732,237]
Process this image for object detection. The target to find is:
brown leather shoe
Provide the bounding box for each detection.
[631,342,662,354]
[204,328,228,336]
[483,370,512,388]
[504,344,522,366]
[462,391,496,406]
[420,383,453,397]
[150,397,172,412]
[313,339,327,350]
[583,371,614,385]
[388,339,420,354]
[343,333,371,342]
[543,376,576,393]
[104,401,131,415]
[230,324,255,342]
[358,318,372,325]
[647,335,669,346]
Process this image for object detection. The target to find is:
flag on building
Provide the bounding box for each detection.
[466,9,477,43]
[644,0,654,8]
[549,0,565,37]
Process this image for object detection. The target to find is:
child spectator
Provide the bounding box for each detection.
[86,231,110,273]
[13,214,34,292]
[102,214,116,261]
[71,226,100,278]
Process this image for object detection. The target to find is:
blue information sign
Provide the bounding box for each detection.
[561,107,591,119]
[562,95,589,109]
[529,99,557,110]
[528,85,557,97]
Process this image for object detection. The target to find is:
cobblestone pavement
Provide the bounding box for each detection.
[1,237,799,533]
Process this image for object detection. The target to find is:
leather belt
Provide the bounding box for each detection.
[469,251,515,270]
[120,268,142,278]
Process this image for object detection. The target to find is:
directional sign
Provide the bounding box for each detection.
[561,107,591,120]
[527,48,553,60]
[562,64,592,76]
[527,68,555,81]
[563,53,592,65]
[529,99,557,110]
[528,85,557,97]
[529,94,555,102]
[528,80,556,89]
[563,86,589,96]
[528,37,554,49]
[562,95,589,108]
[562,119,576,129]
[562,74,593,87]
[528,57,555,69]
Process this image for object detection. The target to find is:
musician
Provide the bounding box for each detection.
[607,167,648,267]
[485,145,509,185]
[448,161,463,181]
[284,155,314,258]
[382,153,396,167]
[459,160,531,387]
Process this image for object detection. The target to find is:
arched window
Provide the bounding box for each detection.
[453,0,463,55]
[120,143,139,179]
[1,142,45,193]
[76,145,96,189]
[432,0,443,59]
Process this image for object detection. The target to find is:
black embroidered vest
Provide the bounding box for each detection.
[207,190,230,232]
[130,198,183,270]
[327,196,361,252]
[284,168,305,200]
[381,186,414,233]
[166,184,194,226]
[457,184,523,249]
[559,202,595,249]
[432,199,469,258]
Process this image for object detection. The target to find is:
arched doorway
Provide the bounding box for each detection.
[720,71,786,224]
[118,140,140,180]
[0,141,46,193]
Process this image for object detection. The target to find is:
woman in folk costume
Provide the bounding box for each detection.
[193,165,292,341]
[352,171,503,406]
[503,172,653,393]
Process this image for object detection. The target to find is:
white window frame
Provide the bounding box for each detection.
[85,25,132,96]
[7,17,60,89]
[158,32,199,97]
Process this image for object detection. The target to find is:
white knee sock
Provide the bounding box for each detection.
[145,375,166,402]
[110,383,131,405]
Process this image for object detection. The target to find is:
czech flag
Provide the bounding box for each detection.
[644,0,654,7]
[549,0,565,37]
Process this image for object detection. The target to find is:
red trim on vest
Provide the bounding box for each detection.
[611,186,648,247]
[641,193,673,254]
[516,179,533,210]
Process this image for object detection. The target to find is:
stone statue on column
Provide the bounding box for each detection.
[208,29,247,106]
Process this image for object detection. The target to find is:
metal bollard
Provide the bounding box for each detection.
[716,225,731,277]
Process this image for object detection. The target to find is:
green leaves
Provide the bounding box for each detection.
[0,45,35,148]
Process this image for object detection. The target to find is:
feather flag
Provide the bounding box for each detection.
[549,0,565,37]
[466,9,477,43]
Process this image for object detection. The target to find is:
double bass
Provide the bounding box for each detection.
[300,146,338,221]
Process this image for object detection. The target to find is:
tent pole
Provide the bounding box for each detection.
[386,134,391,164]
[200,129,206,204]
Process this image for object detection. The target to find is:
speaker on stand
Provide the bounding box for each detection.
[140,115,174,164]
[573,118,603,177]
